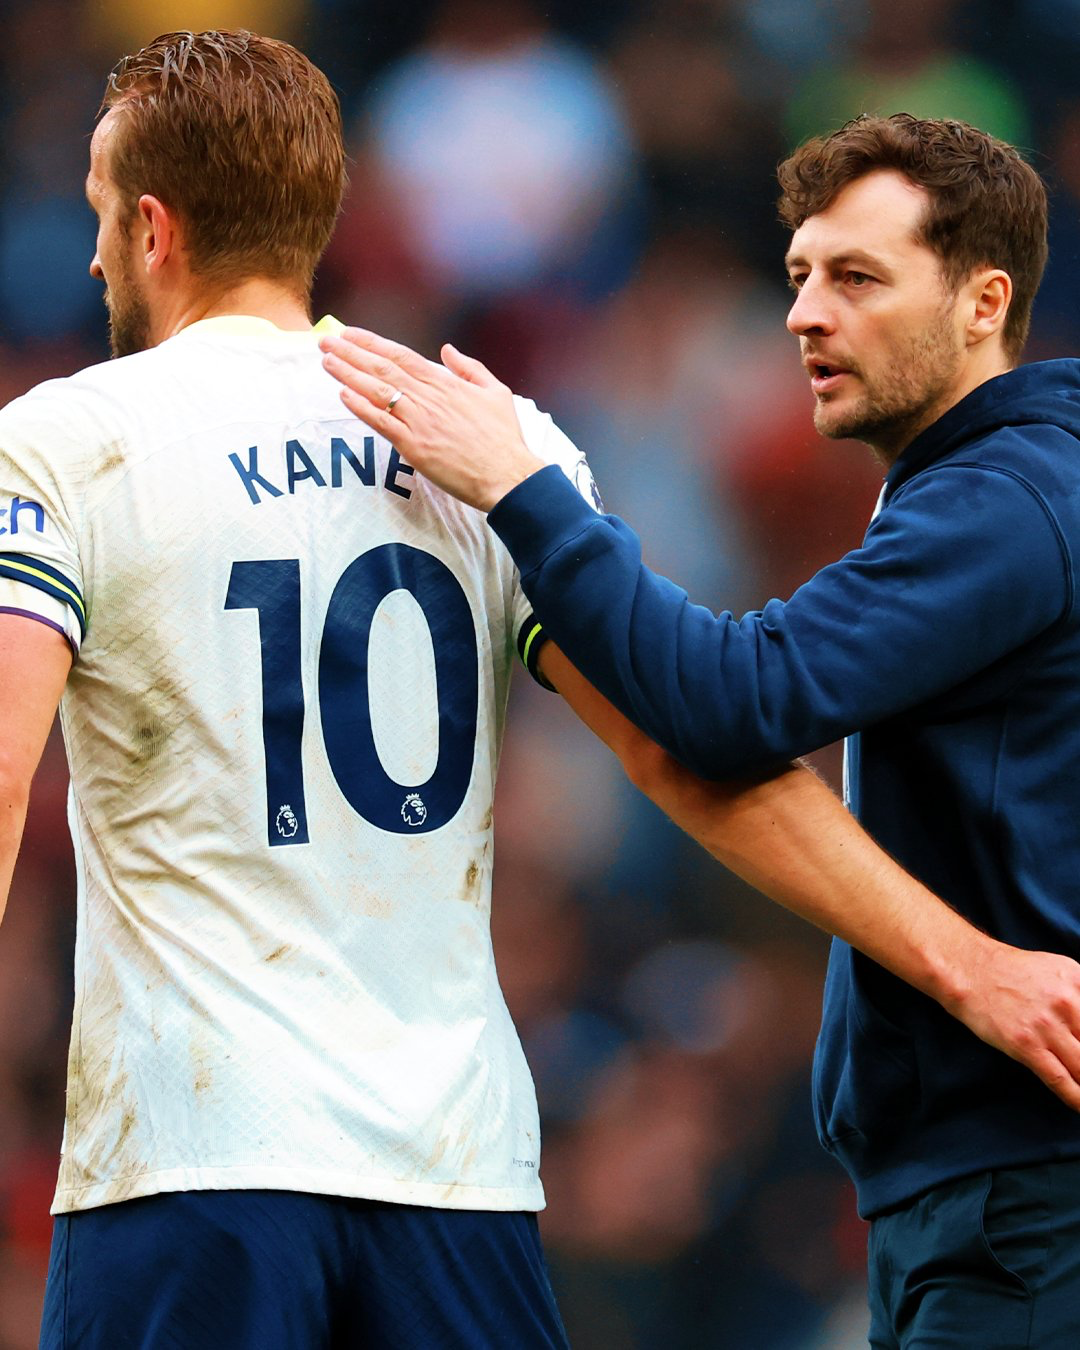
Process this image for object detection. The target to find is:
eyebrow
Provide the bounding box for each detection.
[784,248,889,273]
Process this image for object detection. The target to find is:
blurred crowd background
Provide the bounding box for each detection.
[2,0,1079,1345]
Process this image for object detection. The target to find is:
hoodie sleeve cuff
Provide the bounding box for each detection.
[488,464,601,577]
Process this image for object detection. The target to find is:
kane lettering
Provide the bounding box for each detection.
[228,435,414,505]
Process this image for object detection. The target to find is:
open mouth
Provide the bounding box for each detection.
[810,362,850,393]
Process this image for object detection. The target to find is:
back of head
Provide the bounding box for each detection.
[102,30,346,298]
[777,113,1048,365]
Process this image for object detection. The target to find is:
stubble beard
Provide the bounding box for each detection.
[812,306,964,458]
[105,258,151,359]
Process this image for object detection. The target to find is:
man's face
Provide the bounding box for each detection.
[785,170,967,462]
[86,112,151,359]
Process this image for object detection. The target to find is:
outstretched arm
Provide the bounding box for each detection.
[319,330,1068,783]
[0,615,71,922]
[536,642,1080,1112]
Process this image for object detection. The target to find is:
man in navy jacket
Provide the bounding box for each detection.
[323,115,1080,1343]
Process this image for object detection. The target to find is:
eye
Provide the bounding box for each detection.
[787,273,807,293]
[846,271,871,287]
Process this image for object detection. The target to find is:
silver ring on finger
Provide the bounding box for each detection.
[385,388,405,414]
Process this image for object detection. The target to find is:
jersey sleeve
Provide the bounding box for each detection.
[0,392,87,655]
[509,396,602,688]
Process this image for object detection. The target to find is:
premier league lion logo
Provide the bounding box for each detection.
[401,793,428,827]
[275,804,300,838]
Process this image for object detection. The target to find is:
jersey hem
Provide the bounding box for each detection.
[51,1163,545,1216]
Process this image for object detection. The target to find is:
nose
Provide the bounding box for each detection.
[90,253,103,281]
[786,274,835,338]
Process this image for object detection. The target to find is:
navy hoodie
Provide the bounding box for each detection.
[490,360,1080,1217]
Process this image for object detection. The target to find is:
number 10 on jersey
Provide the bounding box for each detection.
[225,545,480,844]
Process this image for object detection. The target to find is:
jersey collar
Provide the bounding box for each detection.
[176,314,345,339]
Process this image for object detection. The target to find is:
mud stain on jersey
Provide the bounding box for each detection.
[126,680,183,775]
[71,1056,135,1184]
[189,1024,214,1101]
[355,887,393,920]
[116,1105,137,1150]
[425,1134,449,1174]
[461,838,492,906]
[94,443,126,479]
[265,943,291,964]
[132,715,167,764]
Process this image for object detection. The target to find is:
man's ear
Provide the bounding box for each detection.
[965,268,1012,347]
[136,194,175,276]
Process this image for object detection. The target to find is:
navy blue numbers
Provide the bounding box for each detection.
[226,546,478,845]
[225,559,309,847]
[320,545,478,833]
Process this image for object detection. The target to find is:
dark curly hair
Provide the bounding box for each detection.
[777,114,1047,363]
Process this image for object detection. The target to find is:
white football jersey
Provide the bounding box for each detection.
[0,315,596,1215]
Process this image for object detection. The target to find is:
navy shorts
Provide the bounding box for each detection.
[39,1190,569,1349]
[868,1159,1080,1348]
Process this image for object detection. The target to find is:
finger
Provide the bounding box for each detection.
[322,351,411,423]
[1040,1011,1080,1087]
[319,335,422,393]
[1028,1048,1080,1112]
[336,384,413,448]
[441,342,500,389]
[334,328,446,386]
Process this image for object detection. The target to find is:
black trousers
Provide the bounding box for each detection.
[869,1159,1080,1349]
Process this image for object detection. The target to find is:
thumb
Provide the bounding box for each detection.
[442,343,499,388]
